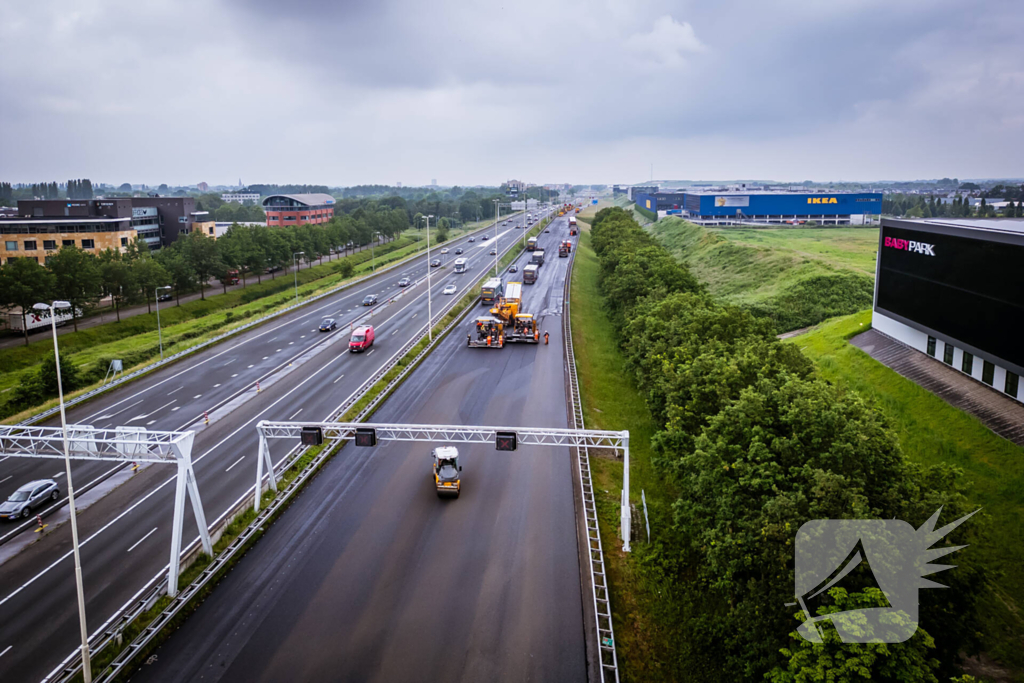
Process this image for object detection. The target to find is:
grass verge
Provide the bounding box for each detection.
[569,225,683,682]
[794,310,1024,677]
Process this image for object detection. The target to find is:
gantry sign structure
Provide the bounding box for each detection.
[0,424,211,596]
[254,420,633,550]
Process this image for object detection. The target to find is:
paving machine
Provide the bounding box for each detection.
[432,446,461,498]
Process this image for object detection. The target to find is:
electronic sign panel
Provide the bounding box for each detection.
[875,225,1024,369]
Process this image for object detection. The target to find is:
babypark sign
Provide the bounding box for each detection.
[885,236,936,256]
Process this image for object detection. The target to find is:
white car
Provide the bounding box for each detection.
[443,283,457,295]
[440,248,449,254]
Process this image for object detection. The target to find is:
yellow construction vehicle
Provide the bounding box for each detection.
[466,282,539,348]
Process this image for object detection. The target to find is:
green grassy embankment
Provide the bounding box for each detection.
[795,311,1024,676]
[648,217,875,332]
[570,225,683,682]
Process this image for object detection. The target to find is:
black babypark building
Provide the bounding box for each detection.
[872,217,1024,402]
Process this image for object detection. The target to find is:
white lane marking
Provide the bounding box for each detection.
[288,408,303,419]
[167,386,183,395]
[193,394,202,399]
[262,356,268,360]
[411,313,417,318]
[95,399,145,421]
[248,364,254,368]
[225,456,245,472]
[126,527,158,553]
[276,349,282,352]
[332,374,345,384]
[171,407,180,412]
[147,420,156,426]
[300,335,306,338]
[0,348,348,610]
[392,330,398,335]
[213,383,221,388]
[289,342,294,345]
[0,476,12,484]
[231,373,238,378]
[53,472,65,478]
[366,349,375,356]
[0,645,11,658]
[223,359,236,365]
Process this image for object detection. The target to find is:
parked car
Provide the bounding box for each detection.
[455,248,463,255]
[508,264,518,273]
[0,480,59,521]
[349,325,375,353]
[443,282,458,295]
[430,259,441,267]
[545,228,550,233]
[319,318,336,332]
[398,277,411,287]
[157,292,173,302]
[362,294,378,306]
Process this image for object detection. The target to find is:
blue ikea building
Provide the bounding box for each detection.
[635,190,883,225]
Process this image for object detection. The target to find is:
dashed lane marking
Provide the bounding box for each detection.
[225,456,245,472]
[127,527,158,553]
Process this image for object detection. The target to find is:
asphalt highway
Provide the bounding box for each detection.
[133,213,583,682]
[0,210,552,682]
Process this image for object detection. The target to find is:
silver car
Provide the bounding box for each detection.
[0,479,59,521]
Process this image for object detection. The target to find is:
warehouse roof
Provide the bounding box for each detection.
[914,217,1024,236]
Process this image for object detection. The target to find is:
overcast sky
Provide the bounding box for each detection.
[1,0,1021,187]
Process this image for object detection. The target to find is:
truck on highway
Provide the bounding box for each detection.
[432,447,461,498]
[453,258,467,273]
[531,249,545,266]
[7,306,80,332]
[568,216,578,235]
[481,277,503,305]
[468,281,539,347]
[558,242,570,258]
[522,264,539,284]
[527,236,538,251]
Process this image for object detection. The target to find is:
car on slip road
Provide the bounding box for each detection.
[319,318,337,332]
[362,294,378,306]
[0,480,59,521]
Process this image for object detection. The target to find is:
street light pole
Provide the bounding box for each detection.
[424,215,433,342]
[292,252,304,305]
[492,199,501,277]
[155,286,171,360]
[34,301,92,683]
[371,232,380,272]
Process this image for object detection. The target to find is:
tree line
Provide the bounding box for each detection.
[0,209,409,344]
[589,207,986,682]
[884,192,1024,218]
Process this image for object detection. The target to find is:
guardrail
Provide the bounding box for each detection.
[44,213,543,683]
[562,237,620,682]
[18,215,524,430]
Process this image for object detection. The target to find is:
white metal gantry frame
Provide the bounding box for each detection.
[0,424,212,597]
[254,420,633,550]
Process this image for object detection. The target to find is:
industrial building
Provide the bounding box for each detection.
[262,193,335,227]
[627,185,658,201]
[221,191,261,204]
[635,189,882,225]
[0,197,202,263]
[872,217,1023,404]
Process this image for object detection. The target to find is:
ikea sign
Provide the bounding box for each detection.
[808,197,839,204]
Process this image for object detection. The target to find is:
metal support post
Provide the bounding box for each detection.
[621,434,631,552]
[168,460,188,597]
[253,428,277,512]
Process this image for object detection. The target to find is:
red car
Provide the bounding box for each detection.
[349,325,375,352]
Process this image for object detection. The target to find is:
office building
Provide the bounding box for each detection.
[221,191,261,205]
[262,193,335,226]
